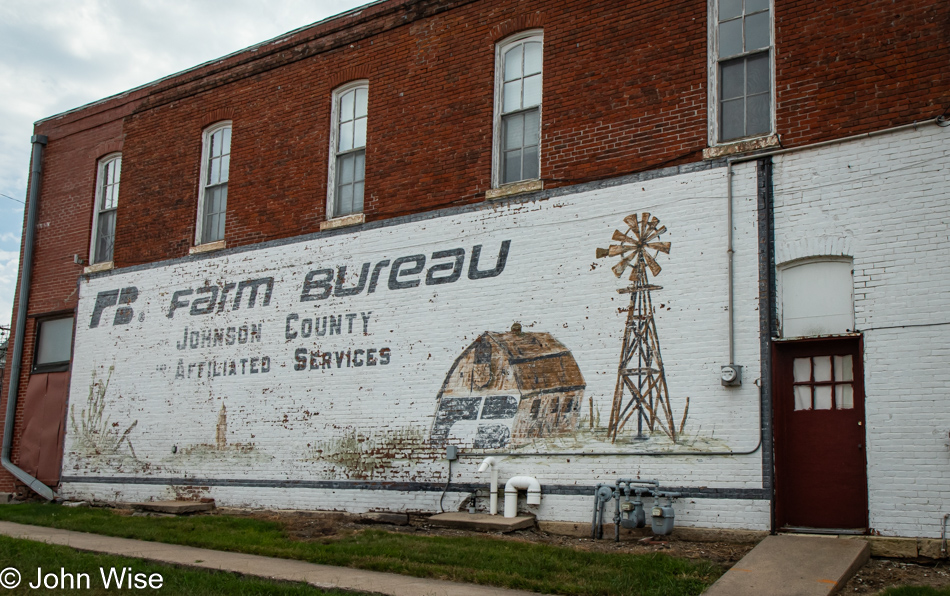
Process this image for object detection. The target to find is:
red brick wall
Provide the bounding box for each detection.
[775,0,950,144]
[1,0,948,492]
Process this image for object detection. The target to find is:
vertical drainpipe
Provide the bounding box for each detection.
[1,135,57,501]
[756,157,776,532]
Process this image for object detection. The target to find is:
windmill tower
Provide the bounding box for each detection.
[596,213,688,443]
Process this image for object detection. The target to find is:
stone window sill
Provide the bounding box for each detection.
[84,261,113,274]
[486,179,544,200]
[703,135,780,159]
[320,213,365,231]
[190,240,226,255]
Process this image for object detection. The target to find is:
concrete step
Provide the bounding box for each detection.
[704,534,870,596]
[428,512,535,533]
[131,500,214,514]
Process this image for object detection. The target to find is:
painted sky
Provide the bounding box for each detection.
[0,0,370,331]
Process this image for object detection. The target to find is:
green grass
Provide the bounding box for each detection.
[883,589,950,596]
[0,535,356,595]
[0,503,720,595]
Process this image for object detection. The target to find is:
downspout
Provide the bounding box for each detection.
[2,135,57,501]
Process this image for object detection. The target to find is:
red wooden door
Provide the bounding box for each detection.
[773,337,868,531]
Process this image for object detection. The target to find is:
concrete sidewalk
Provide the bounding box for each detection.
[703,534,870,596]
[0,521,546,596]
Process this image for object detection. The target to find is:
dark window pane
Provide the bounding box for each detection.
[504,45,523,81]
[746,0,769,12]
[36,317,73,366]
[354,151,366,184]
[745,11,770,51]
[524,109,541,146]
[719,0,742,20]
[747,93,771,135]
[721,60,745,100]
[747,52,770,94]
[504,149,522,184]
[524,42,542,76]
[719,19,743,57]
[721,98,745,141]
[95,210,116,263]
[504,113,524,151]
[523,145,539,180]
[523,74,542,108]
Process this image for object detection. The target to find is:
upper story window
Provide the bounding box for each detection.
[494,31,542,187]
[91,154,121,264]
[328,82,368,219]
[197,122,231,245]
[714,0,772,143]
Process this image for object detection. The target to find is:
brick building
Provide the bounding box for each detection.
[4,0,949,542]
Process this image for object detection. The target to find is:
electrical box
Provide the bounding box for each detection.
[445,445,458,461]
[721,364,742,387]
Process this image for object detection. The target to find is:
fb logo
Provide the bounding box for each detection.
[89,287,138,328]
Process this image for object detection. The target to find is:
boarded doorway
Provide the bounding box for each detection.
[773,336,868,531]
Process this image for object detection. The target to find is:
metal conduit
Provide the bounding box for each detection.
[2,135,57,501]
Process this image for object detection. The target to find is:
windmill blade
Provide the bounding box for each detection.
[612,229,635,244]
[608,244,636,257]
[639,213,650,240]
[595,247,609,258]
[647,241,671,254]
[611,259,628,277]
[644,225,667,243]
[643,251,662,277]
[622,214,640,232]
[648,215,659,229]
[612,249,641,277]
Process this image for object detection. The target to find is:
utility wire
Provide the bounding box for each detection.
[0,193,25,205]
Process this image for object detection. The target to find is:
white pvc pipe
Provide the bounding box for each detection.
[504,475,541,518]
[478,456,499,515]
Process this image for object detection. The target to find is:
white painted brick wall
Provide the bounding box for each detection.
[61,163,768,531]
[773,124,950,538]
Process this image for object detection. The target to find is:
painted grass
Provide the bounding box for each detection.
[0,535,356,595]
[0,503,721,596]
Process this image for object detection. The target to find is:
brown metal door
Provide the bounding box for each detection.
[773,337,868,531]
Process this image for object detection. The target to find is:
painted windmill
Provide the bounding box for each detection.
[596,213,688,443]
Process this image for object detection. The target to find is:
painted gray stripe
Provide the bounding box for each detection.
[60,475,767,500]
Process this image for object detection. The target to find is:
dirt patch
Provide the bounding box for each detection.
[223,509,950,593]
[842,558,950,594]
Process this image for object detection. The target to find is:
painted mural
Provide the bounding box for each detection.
[63,167,763,496]
[596,213,689,443]
[430,324,586,449]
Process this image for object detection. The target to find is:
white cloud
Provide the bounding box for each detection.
[0,249,19,328]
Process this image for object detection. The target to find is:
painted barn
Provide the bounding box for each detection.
[430,325,585,449]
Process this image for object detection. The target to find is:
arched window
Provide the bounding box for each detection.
[91,153,121,264]
[328,81,368,219]
[494,31,542,187]
[778,258,854,338]
[197,122,231,245]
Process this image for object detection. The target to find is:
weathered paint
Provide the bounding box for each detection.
[61,163,765,523]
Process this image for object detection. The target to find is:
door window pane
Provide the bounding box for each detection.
[794,386,811,411]
[834,355,853,382]
[835,385,854,410]
[814,386,833,410]
[793,358,811,383]
[813,357,832,382]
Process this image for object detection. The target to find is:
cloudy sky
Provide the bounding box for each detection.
[0,0,370,330]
